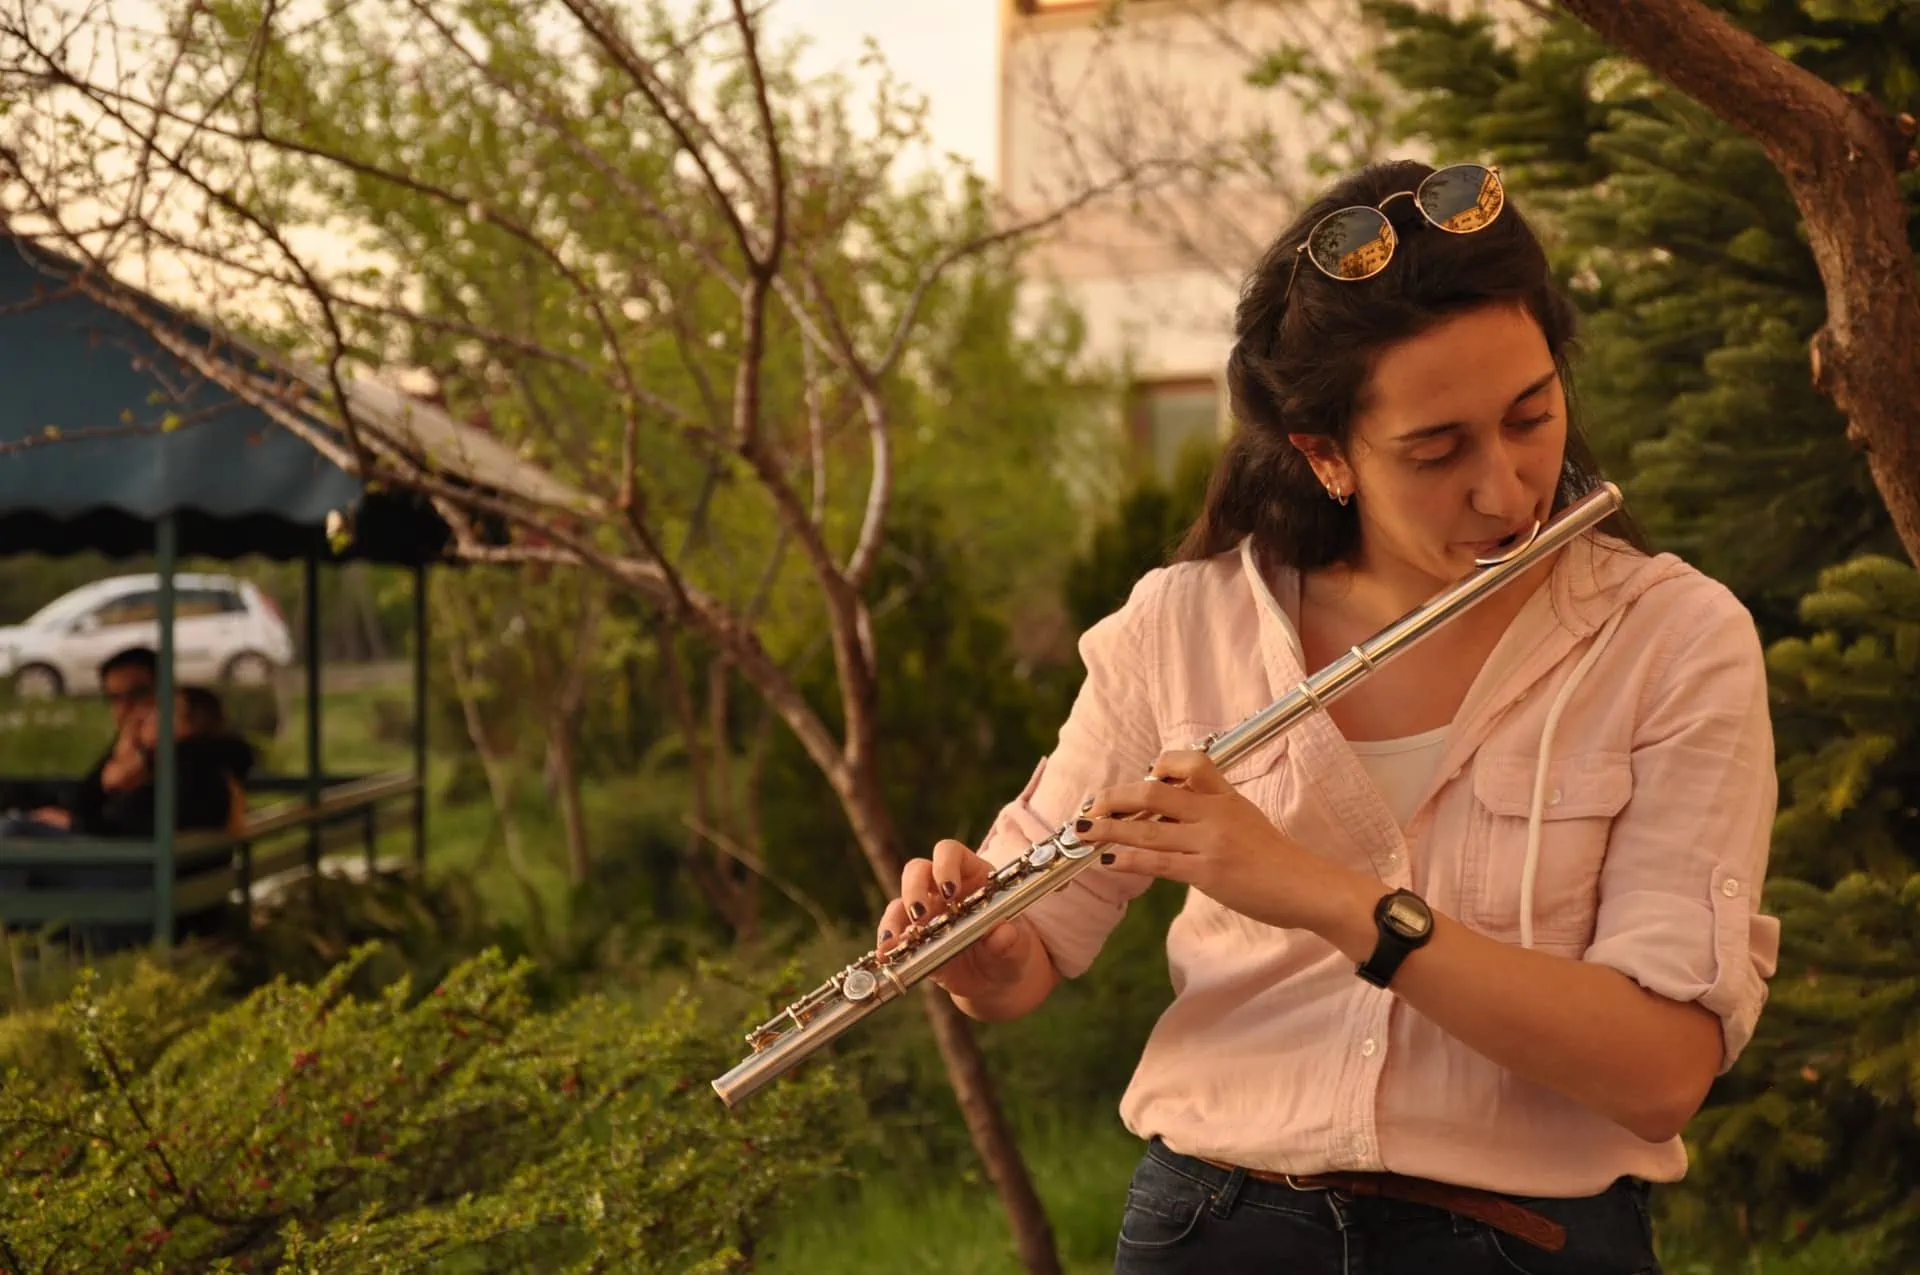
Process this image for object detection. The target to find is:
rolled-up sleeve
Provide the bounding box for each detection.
[975,572,1167,977]
[1583,587,1781,1071]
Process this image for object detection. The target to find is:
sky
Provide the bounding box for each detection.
[751,0,1001,177]
[65,0,1003,175]
[33,0,1005,306]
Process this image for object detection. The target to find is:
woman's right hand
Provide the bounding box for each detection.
[876,838,1048,1011]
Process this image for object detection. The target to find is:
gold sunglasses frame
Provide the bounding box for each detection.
[1279,164,1507,306]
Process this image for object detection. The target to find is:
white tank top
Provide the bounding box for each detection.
[1347,724,1451,828]
[1238,541,1461,832]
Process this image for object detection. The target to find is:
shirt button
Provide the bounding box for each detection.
[1383,851,1400,867]
[1549,788,1562,805]
[1360,1037,1378,1057]
[1349,1134,1367,1156]
[1721,878,1740,898]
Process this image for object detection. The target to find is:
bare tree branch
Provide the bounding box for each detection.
[555,0,762,264]
[683,812,835,937]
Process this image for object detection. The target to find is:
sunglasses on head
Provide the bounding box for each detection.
[1280,163,1506,306]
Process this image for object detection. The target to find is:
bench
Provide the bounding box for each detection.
[0,770,423,942]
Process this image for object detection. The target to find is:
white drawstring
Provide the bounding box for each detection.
[1519,608,1626,950]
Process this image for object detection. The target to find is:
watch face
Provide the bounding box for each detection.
[1383,893,1431,939]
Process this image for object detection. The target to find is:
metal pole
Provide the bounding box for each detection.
[304,551,322,881]
[412,562,428,871]
[153,515,177,948]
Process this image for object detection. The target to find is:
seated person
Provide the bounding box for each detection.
[2,647,159,836]
[2,652,256,839]
[68,686,256,838]
[180,686,257,832]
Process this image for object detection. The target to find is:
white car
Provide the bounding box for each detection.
[0,573,296,699]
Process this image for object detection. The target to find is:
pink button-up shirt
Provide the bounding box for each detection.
[976,532,1780,1197]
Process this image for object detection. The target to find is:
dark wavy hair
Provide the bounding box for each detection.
[1174,159,1643,568]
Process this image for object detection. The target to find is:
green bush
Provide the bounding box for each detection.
[227,869,539,1006]
[0,946,861,1273]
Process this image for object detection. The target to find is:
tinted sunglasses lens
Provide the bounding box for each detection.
[1306,207,1395,281]
[1418,164,1504,233]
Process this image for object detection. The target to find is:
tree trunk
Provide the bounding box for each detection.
[918,985,1063,1275]
[445,636,529,877]
[1556,0,1920,565]
[706,660,760,942]
[834,752,1061,1275]
[656,627,753,935]
[547,719,591,886]
[348,565,388,663]
[545,586,603,887]
[650,565,1063,1272]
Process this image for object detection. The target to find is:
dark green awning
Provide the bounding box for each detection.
[0,237,575,564]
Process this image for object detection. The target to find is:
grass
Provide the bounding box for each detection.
[260,680,417,777]
[757,1114,1145,1275]
[270,680,596,938]
[755,1110,1881,1275]
[0,695,115,775]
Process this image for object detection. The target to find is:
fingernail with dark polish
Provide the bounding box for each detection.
[910,902,926,920]
[880,929,893,942]
[940,880,956,899]
[1074,818,1093,833]
[1099,852,1115,865]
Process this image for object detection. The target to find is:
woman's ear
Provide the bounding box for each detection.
[1287,433,1351,497]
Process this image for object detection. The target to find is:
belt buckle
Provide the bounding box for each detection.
[1283,1173,1351,1203]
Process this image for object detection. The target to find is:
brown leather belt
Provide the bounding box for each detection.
[1201,1160,1568,1253]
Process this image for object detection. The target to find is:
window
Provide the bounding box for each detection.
[1129,379,1220,480]
[90,591,160,629]
[176,587,245,619]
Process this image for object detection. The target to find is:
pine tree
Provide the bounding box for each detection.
[1262,2,1920,1264]
[1361,0,1917,634]
[1680,557,1920,1267]
[1062,441,1214,634]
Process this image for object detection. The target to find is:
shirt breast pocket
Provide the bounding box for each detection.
[1460,749,1632,948]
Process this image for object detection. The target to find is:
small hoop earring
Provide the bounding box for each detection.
[1327,483,1351,507]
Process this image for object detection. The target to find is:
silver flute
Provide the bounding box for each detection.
[712,482,1624,1108]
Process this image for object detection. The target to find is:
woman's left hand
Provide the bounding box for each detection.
[1080,749,1357,935]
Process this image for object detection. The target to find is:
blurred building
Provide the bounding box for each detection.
[996,0,1524,478]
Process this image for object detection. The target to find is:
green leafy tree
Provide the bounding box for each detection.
[0,1,1155,1264]
[751,440,1212,934]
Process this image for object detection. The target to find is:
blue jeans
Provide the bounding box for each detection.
[1113,1138,1660,1275]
